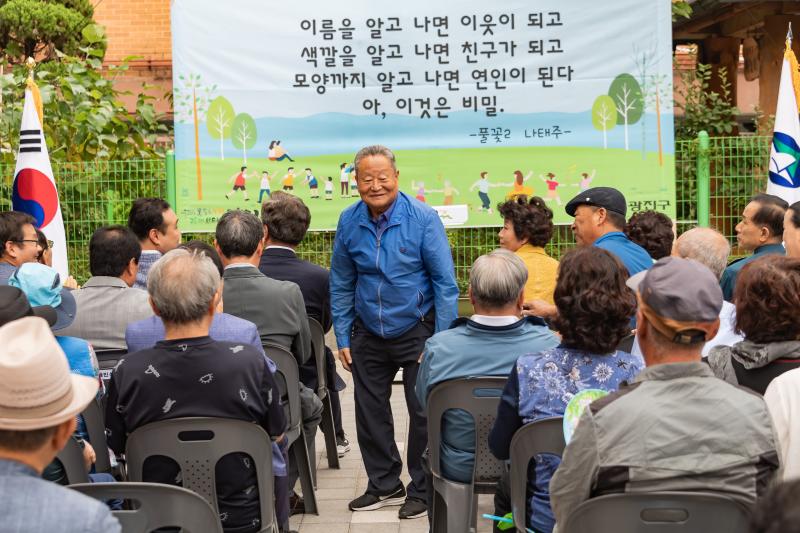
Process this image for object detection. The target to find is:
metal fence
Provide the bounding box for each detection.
[0,159,166,282]
[10,134,772,286]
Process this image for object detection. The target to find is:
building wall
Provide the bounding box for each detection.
[94,0,173,116]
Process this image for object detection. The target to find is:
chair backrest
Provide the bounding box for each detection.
[616,334,635,353]
[70,482,224,533]
[561,492,752,533]
[82,396,112,473]
[125,417,275,532]
[262,342,301,439]
[56,436,90,484]
[94,349,128,388]
[308,317,327,395]
[509,418,565,532]
[426,377,507,487]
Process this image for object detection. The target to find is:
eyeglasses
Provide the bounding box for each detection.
[46,240,54,249]
[12,239,39,246]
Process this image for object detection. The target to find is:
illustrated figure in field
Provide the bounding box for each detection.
[282,167,296,191]
[258,171,272,203]
[303,168,320,199]
[340,162,354,197]
[325,176,334,200]
[350,172,358,194]
[469,171,502,213]
[504,170,534,200]
[268,140,295,162]
[575,170,596,191]
[411,180,429,203]
[541,172,563,206]
[226,165,250,201]
[442,181,460,206]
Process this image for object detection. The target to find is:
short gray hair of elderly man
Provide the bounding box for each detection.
[672,227,731,281]
[468,248,528,316]
[147,248,222,331]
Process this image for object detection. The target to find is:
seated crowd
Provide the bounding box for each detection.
[0,164,799,533]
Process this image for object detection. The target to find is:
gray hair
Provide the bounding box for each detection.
[674,227,731,280]
[353,145,396,173]
[147,248,221,324]
[215,210,264,258]
[469,249,528,308]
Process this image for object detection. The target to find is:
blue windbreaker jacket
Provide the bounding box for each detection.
[331,192,459,348]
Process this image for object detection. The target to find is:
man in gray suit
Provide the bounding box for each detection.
[215,210,321,509]
[57,226,152,350]
[0,316,120,532]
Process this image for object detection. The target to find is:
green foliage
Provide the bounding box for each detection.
[675,62,739,140]
[591,95,616,131]
[206,95,235,159]
[671,0,692,22]
[231,113,257,163]
[174,73,215,124]
[0,0,100,63]
[0,49,169,164]
[608,73,644,126]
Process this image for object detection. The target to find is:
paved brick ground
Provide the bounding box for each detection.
[293,356,494,533]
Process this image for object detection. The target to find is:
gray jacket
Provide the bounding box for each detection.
[222,264,311,365]
[0,459,120,532]
[550,362,780,529]
[56,276,153,350]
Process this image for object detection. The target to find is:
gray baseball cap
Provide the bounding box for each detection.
[628,257,722,344]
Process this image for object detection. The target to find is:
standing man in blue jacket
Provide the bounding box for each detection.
[331,145,458,519]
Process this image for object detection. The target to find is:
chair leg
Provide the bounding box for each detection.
[291,431,318,515]
[320,395,340,469]
[432,490,447,533]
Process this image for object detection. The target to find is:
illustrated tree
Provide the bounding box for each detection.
[633,42,659,160]
[231,113,257,165]
[608,73,643,151]
[206,96,234,160]
[591,95,617,149]
[646,73,671,166]
[174,73,215,200]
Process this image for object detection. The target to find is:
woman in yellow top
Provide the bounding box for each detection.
[504,170,534,200]
[497,195,559,305]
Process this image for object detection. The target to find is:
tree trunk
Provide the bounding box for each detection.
[656,90,663,166]
[623,114,629,150]
[193,88,203,200]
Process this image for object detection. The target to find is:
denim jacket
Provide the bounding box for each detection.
[331,191,458,348]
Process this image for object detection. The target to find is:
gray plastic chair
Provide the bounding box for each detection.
[262,343,319,515]
[509,418,565,532]
[94,349,127,388]
[70,482,224,533]
[308,317,340,470]
[561,492,752,533]
[56,436,90,484]
[125,417,277,533]
[82,396,112,473]
[426,376,507,533]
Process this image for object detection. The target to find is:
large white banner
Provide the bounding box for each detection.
[172,0,675,230]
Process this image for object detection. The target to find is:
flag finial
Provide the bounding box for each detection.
[24,57,35,82]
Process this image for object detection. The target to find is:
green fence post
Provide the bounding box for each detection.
[166,150,177,208]
[696,131,710,227]
[105,191,114,224]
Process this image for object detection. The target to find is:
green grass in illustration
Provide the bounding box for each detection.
[176,146,675,231]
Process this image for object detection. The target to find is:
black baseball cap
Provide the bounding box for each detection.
[0,286,57,328]
[565,187,627,217]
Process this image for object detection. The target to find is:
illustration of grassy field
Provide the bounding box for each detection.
[176,145,675,231]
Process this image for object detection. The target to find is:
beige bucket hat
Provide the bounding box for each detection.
[0,316,98,431]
